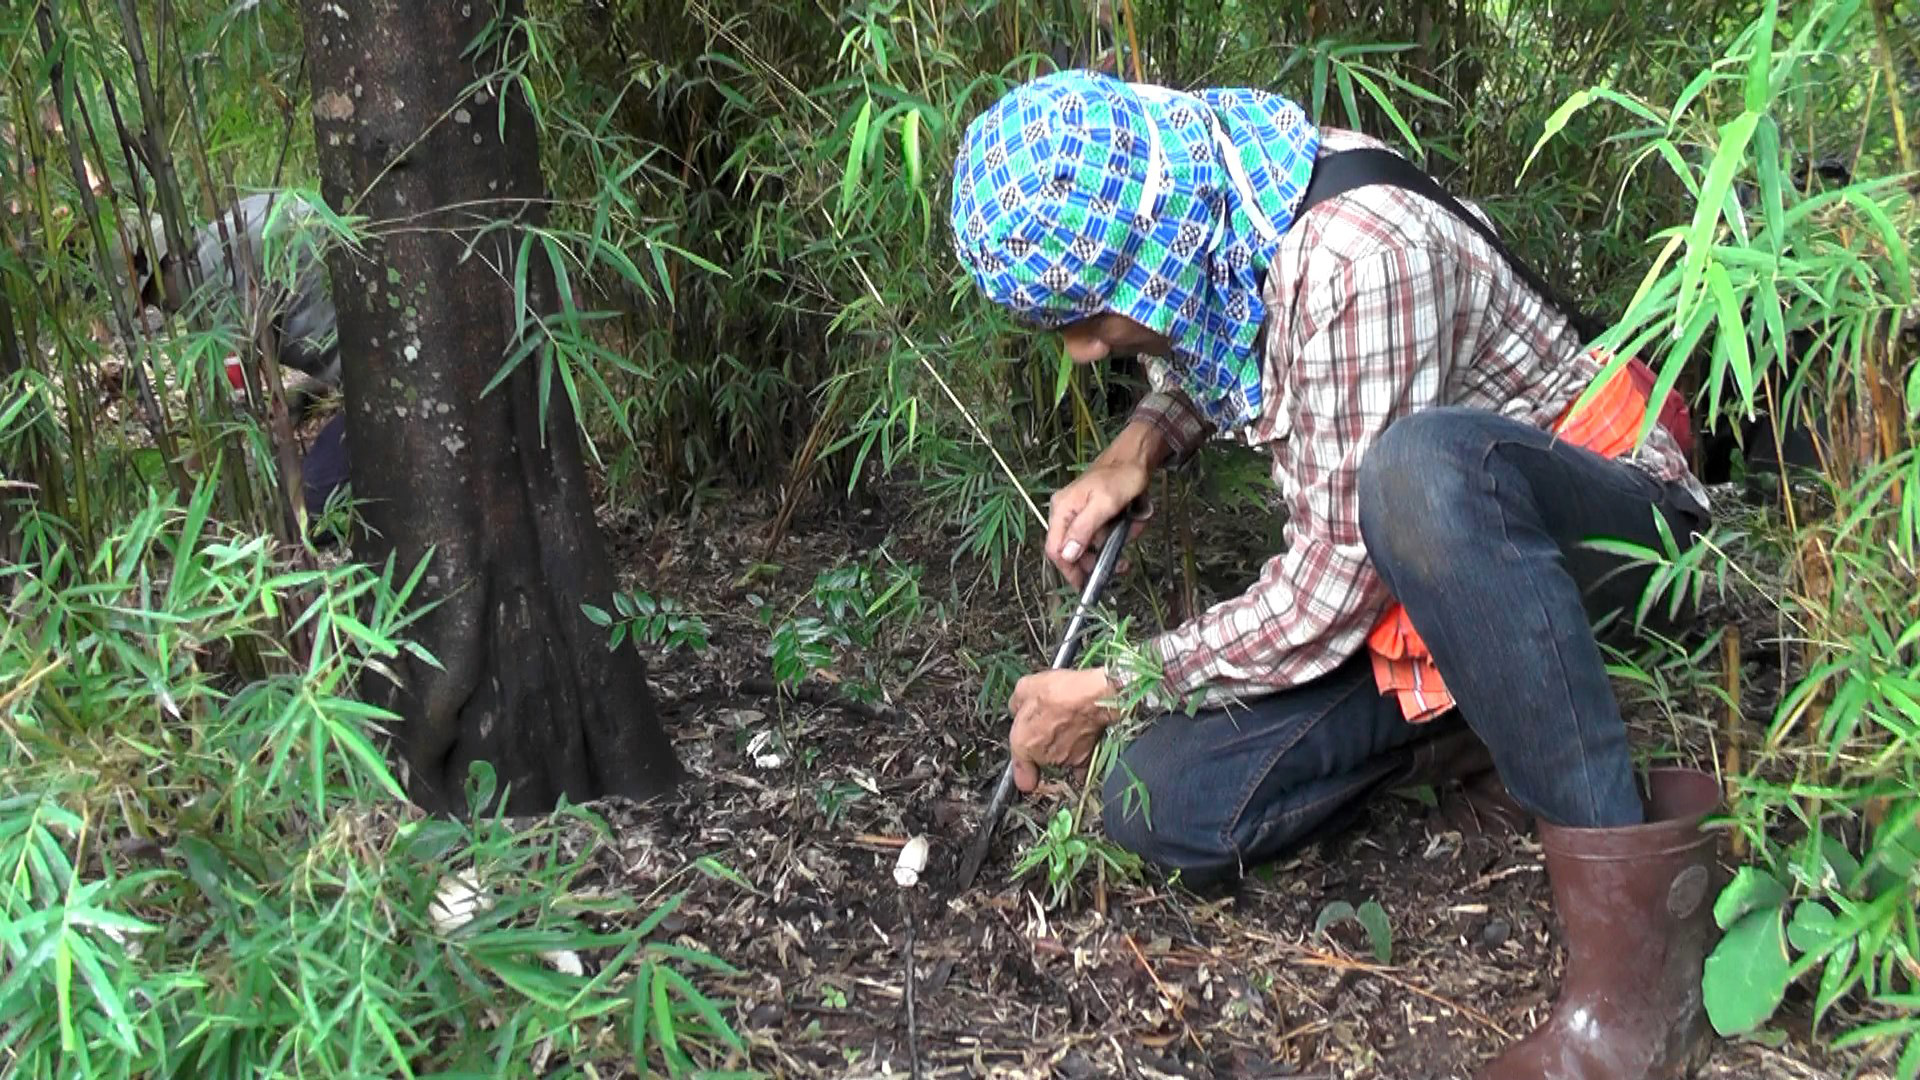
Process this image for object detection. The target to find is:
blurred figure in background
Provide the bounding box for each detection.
[139,191,351,532]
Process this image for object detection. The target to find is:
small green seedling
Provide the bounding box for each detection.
[1315,899,1394,964]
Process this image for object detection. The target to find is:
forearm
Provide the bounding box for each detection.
[1127,382,1214,466]
[1097,414,1180,476]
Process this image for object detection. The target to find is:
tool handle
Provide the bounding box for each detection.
[1047,501,1138,671]
[953,498,1144,891]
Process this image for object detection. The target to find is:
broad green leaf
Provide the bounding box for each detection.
[1787,900,1840,954]
[1714,866,1788,930]
[1356,900,1393,964]
[1313,900,1355,937]
[1703,905,1791,1035]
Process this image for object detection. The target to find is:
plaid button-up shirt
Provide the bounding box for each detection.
[1116,129,1707,711]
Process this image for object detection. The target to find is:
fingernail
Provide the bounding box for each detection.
[1061,540,1082,561]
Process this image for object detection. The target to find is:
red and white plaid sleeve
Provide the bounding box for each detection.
[1128,384,1214,464]
[1114,245,1464,710]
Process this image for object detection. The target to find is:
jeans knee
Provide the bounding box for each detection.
[1100,746,1237,882]
[1100,754,1161,857]
[1358,409,1488,582]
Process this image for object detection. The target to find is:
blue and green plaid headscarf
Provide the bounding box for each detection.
[950,70,1319,432]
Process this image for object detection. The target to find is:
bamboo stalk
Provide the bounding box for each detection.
[33,1,189,497]
[11,94,96,543]
[1868,0,1914,176]
[1118,0,1144,81]
[1723,624,1745,858]
[108,0,196,293]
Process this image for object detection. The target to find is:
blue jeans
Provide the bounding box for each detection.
[1102,408,1708,884]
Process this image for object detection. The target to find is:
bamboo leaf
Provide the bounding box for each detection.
[1746,1,1778,114]
[1677,111,1760,329]
[1521,89,1593,181]
[902,107,923,190]
[839,97,875,219]
[513,230,535,343]
[1707,261,1756,409]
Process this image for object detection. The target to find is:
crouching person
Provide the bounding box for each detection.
[140,192,351,538]
[951,71,1722,1079]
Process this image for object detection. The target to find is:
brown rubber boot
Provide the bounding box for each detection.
[1476,767,1723,1080]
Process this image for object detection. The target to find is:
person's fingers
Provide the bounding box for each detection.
[1066,731,1097,767]
[1008,704,1043,793]
[1059,493,1116,565]
[1045,487,1085,570]
[1013,756,1040,793]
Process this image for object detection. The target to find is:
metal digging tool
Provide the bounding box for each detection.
[953,500,1141,891]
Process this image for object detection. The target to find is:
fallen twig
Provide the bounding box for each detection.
[1123,933,1206,1055]
[903,897,923,1080]
[1286,942,1513,1039]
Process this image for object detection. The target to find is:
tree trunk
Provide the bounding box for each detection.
[301,0,679,814]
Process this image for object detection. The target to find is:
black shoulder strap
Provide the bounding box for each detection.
[1294,148,1606,343]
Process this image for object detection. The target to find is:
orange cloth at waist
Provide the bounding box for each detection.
[1367,354,1658,723]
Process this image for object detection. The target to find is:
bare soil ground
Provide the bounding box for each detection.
[591,485,1890,1080]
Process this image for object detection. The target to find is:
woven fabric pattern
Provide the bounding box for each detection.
[949,70,1318,430]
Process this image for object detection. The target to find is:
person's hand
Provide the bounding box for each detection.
[1007,667,1119,793]
[1046,462,1149,588]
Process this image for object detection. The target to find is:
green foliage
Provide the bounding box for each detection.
[1007,603,1156,909]
[961,635,1030,719]
[1314,900,1395,965]
[1011,806,1144,910]
[766,614,844,689]
[583,589,713,654]
[6,0,1918,1070]
[815,780,871,828]
[760,544,926,693]
[1545,0,1916,1061]
[1703,868,1796,1036]
[0,485,749,1077]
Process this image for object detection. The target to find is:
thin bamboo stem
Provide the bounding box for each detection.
[34,1,189,496]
